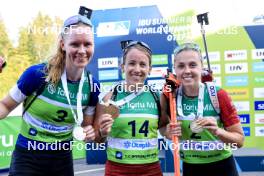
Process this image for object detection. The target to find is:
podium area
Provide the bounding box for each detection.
[0,159,263,176]
[85,140,264,173]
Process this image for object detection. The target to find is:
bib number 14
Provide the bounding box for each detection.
[128,120,149,137]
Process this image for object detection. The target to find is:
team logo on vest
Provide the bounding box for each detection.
[115,151,123,159]
[29,128,38,136]
[47,83,56,94]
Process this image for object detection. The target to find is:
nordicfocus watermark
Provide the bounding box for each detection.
[62,25,94,35]
[27,25,95,35]
[91,82,172,93]
[27,141,106,151]
[26,140,238,151]
[159,140,238,151]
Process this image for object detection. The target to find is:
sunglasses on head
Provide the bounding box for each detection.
[63,6,93,28]
[173,43,201,56]
[120,40,152,54]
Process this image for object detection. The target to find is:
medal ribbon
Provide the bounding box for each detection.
[111,82,145,107]
[61,68,85,126]
[100,82,145,107]
[177,82,204,118]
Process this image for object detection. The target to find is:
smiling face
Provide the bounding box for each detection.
[122,47,152,89]
[174,50,203,89]
[61,24,94,70]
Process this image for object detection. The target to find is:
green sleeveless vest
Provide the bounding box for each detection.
[20,74,91,142]
[107,90,160,164]
[178,85,232,164]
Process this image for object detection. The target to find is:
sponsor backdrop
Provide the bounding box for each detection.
[0,117,22,170]
[87,5,264,151]
[1,5,264,170]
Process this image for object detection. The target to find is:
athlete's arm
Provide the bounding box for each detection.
[93,91,114,143]
[0,95,20,120]
[82,115,95,141]
[0,56,5,73]
[200,117,244,148]
[199,89,244,148]
[81,77,101,141]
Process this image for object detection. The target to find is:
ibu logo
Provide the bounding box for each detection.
[115,151,123,159]
[97,21,130,37]
[255,101,264,110]
[239,114,250,124]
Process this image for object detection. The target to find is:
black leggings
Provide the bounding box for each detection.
[183,156,239,176]
[9,145,74,176]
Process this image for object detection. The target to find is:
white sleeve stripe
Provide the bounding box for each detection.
[9,85,27,103]
[84,106,95,116]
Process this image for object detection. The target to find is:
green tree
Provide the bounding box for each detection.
[28,12,61,63]
[0,17,13,98]
[0,12,63,99]
[17,12,62,64]
[0,18,12,58]
[17,27,35,59]
[0,53,31,98]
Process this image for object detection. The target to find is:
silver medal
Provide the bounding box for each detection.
[61,69,86,141]
[73,126,86,141]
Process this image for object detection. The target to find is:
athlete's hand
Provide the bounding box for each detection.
[165,122,182,140]
[99,114,114,138]
[0,56,5,73]
[196,117,220,136]
[83,125,95,141]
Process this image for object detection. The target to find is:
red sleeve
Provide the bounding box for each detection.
[217,89,240,127]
